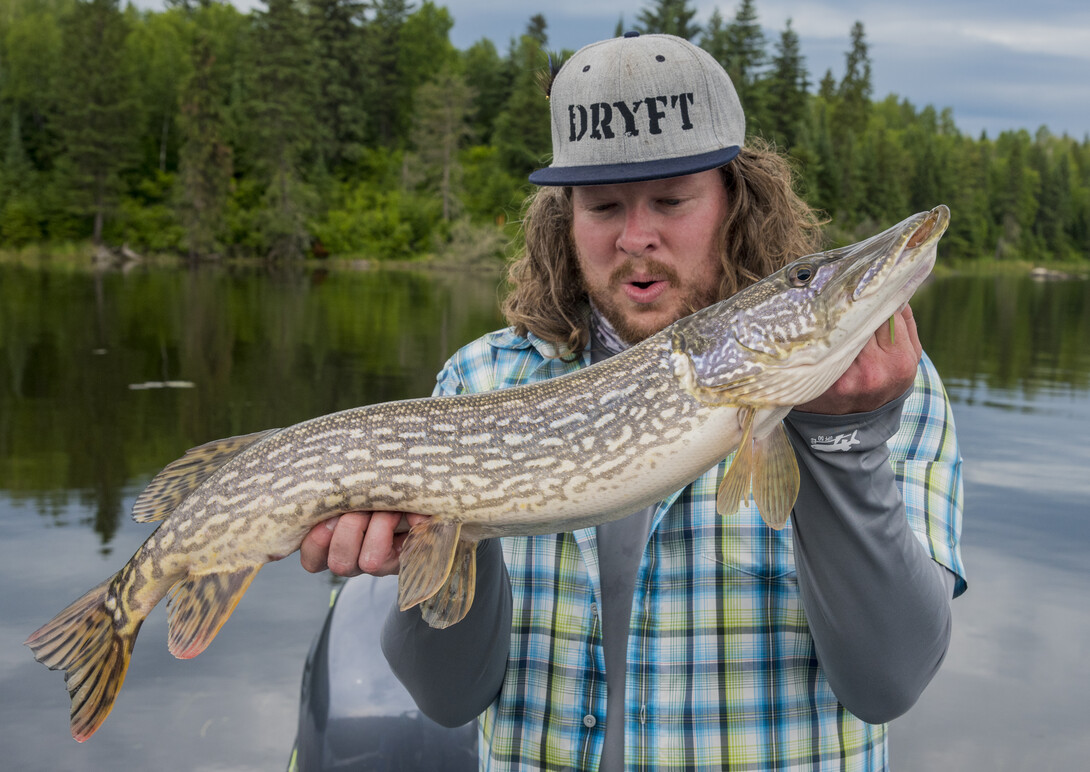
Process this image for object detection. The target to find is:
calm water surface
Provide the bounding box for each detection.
[1,264,1087,770]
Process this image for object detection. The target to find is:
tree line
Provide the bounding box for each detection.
[1,0,1087,263]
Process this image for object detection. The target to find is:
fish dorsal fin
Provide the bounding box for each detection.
[419,538,478,629]
[131,429,279,523]
[397,520,463,616]
[167,565,262,659]
[717,411,801,530]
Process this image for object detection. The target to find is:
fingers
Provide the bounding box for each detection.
[358,511,405,575]
[877,305,921,359]
[795,304,923,415]
[299,511,423,577]
[327,511,372,577]
[901,304,923,361]
[300,515,340,574]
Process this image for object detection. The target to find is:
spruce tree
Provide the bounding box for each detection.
[765,19,808,148]
[409,69,472,222]
[308,0,369,175]
[247,0,319,260]
[493,18,551,179]
[176,7,233,259]
[54,0,139,244]
[636,0,700,40]
[362,0,414,146]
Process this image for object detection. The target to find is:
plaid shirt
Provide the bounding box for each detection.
[433,328,966,772]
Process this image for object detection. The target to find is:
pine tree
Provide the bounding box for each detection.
[835,21,872,139]
[636,0,700,40]
[247,0,319,260]
[765,18,808,148]
[176,7,233,259]
[308,0,369,174]
[463,38,508,144]
[723,0,767,133]
[699,9,729,67]
[409,69,472,221]
[493,18,551,179]
[54,0,139,244]
[362,0,414,146]
[1,110,44,244]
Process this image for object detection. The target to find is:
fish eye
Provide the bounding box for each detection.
[790,264,814,286]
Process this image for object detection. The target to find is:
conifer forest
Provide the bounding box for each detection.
[1,0,1087,263]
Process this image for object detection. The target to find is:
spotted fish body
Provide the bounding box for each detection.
[26,206,950,742]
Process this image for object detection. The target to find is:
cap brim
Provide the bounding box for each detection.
[528,146,740,187]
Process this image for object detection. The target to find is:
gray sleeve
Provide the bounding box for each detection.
[380,537,511,727]
[784,393,954,724]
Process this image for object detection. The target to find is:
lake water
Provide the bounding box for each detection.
[0,264,1087,770]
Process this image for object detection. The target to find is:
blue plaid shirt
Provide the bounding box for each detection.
[433,328,965,772]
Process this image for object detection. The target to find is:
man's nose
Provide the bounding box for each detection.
[616,206,659,257]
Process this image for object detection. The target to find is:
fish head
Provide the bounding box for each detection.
[669,205,950,407]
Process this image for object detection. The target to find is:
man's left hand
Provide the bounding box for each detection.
[795,304,922,415]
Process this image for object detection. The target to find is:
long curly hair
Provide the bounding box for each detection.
[501,140,826,356]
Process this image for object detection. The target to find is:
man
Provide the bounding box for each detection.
[301,33,965,771]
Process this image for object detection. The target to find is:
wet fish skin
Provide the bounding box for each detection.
[26,206,950,742]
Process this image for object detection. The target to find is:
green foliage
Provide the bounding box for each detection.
[636,0,701,40]
[0,0,1088,264]
[107,170,185,252]
[311,159,443,259]
[0,193,44,245]
[492,22,552,179]
[764,19,808,148]
[53,0,141,244]
[700,0,766,132]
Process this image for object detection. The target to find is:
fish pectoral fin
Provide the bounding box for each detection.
[750,422,800,530]
[397,520,462,613]
[166,565,261,660]
[132,429,280,523]
[419,538,478,629]
[716,407,756,517]
[705,367,833,409]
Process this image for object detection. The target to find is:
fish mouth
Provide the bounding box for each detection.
[850,205,950,302]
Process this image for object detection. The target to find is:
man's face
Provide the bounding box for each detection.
[571,169,728,344]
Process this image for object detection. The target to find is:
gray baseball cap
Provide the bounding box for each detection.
[529,32,745,187]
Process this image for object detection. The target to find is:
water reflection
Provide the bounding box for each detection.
[914,274,1090,395]
[894,274,1090,770]
[0,264,503,550]
[1,265,1087,770]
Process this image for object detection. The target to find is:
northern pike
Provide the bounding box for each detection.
[27,205,950,742]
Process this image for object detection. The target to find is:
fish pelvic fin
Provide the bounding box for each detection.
[419,538,477,629]
[24,574,141,742]
[716,407,757,517]
[397,520,464,616]
[166,565,261,660]
[131,429,279,523]
[750,422,800,530]
[717,412,800,530]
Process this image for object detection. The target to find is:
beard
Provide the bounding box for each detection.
[583,257,722,345]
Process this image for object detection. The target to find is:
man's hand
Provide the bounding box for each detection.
[795,304,922,415]
[300,511,430,577]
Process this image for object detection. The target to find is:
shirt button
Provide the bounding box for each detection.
[583,714,597,728]
[590,603,598,617]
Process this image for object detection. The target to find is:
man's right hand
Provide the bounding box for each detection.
[299,511,430,577]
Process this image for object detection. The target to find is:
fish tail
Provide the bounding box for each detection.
[24,574,142,742]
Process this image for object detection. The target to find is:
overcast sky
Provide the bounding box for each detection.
[165,0,1088,139]
[435,0,1089,139]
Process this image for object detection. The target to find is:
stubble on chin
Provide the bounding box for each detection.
[582,259,721,345]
